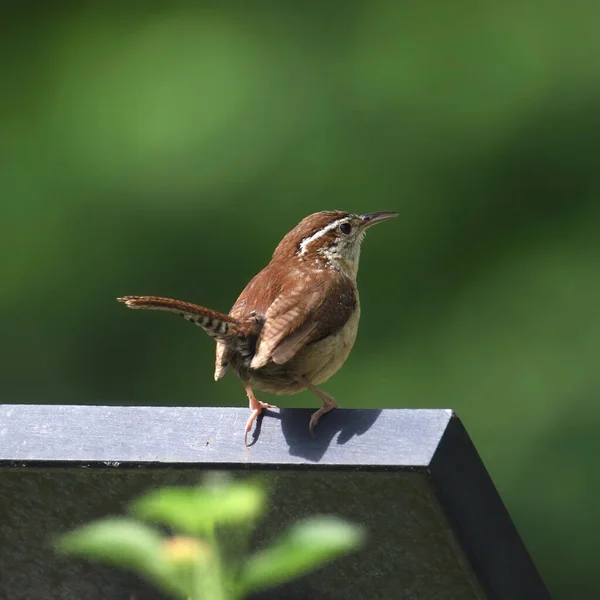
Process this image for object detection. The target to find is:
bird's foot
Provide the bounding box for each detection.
[308,409,323,438]
[303,383,339,438]
[308,399,339,438]
[244,400,276,446]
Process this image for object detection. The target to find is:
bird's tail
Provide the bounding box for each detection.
[117,295,240,339]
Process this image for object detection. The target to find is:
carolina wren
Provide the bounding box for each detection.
[118,210,397,444]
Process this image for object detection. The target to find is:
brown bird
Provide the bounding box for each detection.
[118,210,397,444]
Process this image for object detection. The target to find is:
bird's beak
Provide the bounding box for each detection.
[360,211,399,228]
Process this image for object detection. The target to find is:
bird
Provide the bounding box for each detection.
[118,210,397,445]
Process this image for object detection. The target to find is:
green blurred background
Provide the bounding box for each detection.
[2,1,599,596]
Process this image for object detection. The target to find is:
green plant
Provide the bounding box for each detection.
[56,474,364,600]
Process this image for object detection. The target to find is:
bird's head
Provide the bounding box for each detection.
[273,210,398,278]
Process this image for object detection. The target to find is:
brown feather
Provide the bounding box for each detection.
[271,321,318,365]
[249,274,357,369]
[117,295,240,339]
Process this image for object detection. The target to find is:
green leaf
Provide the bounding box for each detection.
[239,516,364,594]
[131,480,265,536]
[56,517,187,598]
[163,536,222,600]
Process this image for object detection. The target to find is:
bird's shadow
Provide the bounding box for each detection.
[250,407,383,462]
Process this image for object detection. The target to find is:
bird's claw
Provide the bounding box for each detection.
[309,416,318,438]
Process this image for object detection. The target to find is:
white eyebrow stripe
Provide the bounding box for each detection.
[298,218,348,255]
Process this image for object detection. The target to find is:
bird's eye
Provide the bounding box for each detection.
[339,222,352,235]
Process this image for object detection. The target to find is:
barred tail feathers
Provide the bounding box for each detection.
[117,295,239,339]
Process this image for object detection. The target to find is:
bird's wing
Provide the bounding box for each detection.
[250,277,357,369]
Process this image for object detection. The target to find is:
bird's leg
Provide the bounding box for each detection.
[244,382,276,446]
[301,379,339,437]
